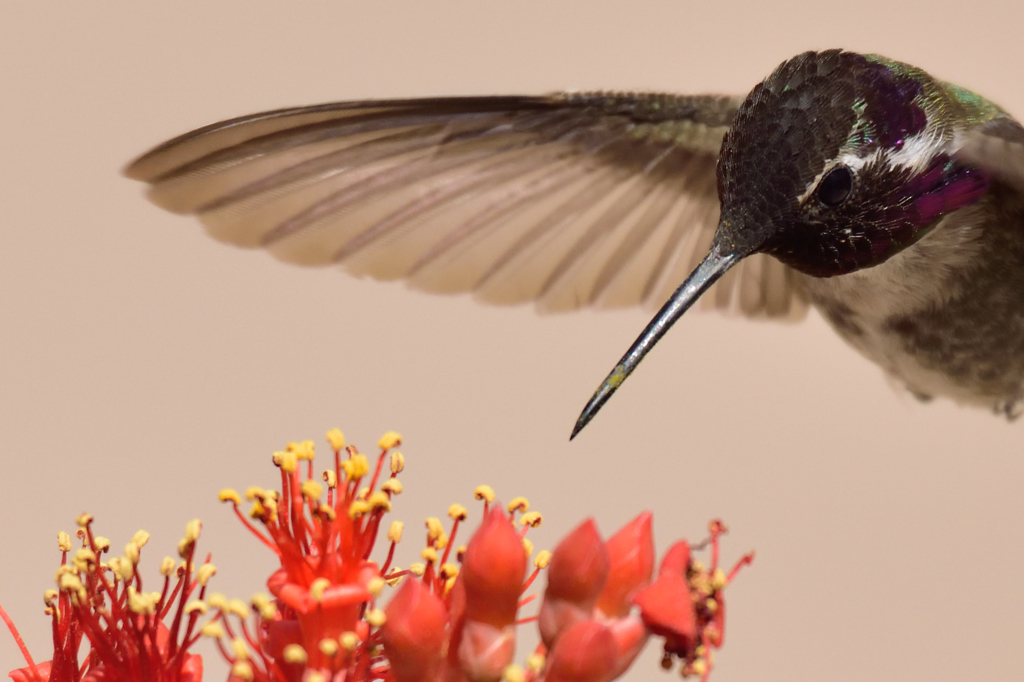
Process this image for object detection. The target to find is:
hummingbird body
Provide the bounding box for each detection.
[124,50,1024,435]
[800,187,1024,416]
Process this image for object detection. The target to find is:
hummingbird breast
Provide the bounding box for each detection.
[798,183,1024,416]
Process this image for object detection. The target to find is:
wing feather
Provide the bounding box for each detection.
[126,94,807,319]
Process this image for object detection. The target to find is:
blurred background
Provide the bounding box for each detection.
[2,2,1022,680]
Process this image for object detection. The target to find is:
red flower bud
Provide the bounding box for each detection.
[539,519,611,646]
[546,519,610,604]
[605,614,649,679]
[632,573,697,654]
[658,540,691,577]
[543,620,617,682]
[461,507,526,629]
[380,579,449,682]
[596,512,654,618]
[457,620,515,682]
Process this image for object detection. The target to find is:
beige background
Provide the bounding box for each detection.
[2,3,1023,680]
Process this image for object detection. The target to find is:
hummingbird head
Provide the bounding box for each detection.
[571,50,992,439]
[714,49,989,276]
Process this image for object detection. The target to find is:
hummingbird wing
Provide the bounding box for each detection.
[125,94,807,318]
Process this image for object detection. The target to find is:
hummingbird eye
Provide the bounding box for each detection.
[815,166,854,207]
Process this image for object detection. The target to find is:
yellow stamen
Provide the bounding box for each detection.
[57,531,72,552]
[378,431,402,450]
[527,653,546,671]
[207,593,228,610]
[73,548,97,572]
[218,489,242,505]
[276,449,298,473]
[160,557,176,576]
[387,521,404,543]
[185,600,208,615]
[381,479,403,495]
[282,643,308,664]
[262,497,279,523]
[301,480,323,501]
[507,497,529,513]
[421,547,439,564]
[228,599,251,618]
[439,563,460,580]
[43,590,58,608]
[93,537,111,552]
[184,519,202,543]
[710,568,727,591]
[448,504,468,521]
[114,558,134,581]
[367,491,391,512]
[231,661,254,681]
[249,500,266,519]
[323,470,337,488]
[348,501,371,519]
[196,564,217,587]
[127,587,158,615]
[367,577,385,596]
[244,487,265,501]
[474,485,495,503]
[425,517,444,540]
[522,538,533,558]
[326,428,346,451]
[390,451,405,474]
[293,440,316,460]
[252,593,276,620]
[365,608,386,627]
[76,513,93,528]
[310,578,331,602]
[456,545,467,561]
[339,631,359,650]
[319,638,339,657]
[534,550,552,569]
[131,530,150,548]
[504,664,525,682]
[231,637,250,659]
[520,511,543,528]
[201,622,225,638]
[123,542,140,565]
[408,562,425,576]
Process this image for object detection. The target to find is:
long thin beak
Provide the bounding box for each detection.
[569,246,742,440]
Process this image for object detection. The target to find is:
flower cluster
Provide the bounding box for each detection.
[4,429,753,682]
[2,515,212,682]
[205,430,753,682]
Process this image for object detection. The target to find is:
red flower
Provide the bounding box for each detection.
[633,521,754,680]
[1,516,210,682]
[5,428,754,682]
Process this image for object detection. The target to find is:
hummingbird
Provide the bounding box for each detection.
[125,49,1024,439]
